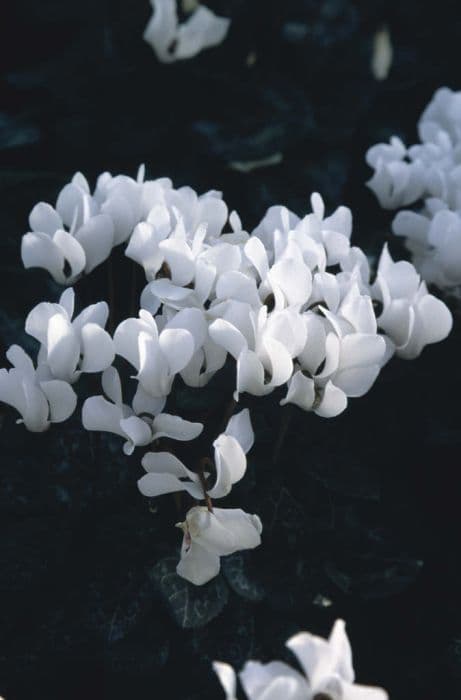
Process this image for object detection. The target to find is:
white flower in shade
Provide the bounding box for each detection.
[25,288,114,383]
[0,345,77,432]
[176,505,262,586]
[114,308,201,398]
[372,245,453,359]
[21,172,115,284]
[138,408,253,500]
[143,0,230,63]
[214,619,388,700]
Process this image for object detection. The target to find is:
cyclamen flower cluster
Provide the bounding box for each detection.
[0,167,452,585]
[367,86,461,290]
[213,618,388,700]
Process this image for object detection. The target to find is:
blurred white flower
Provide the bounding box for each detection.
[25,288,114,383]
[143,0,230,63]
[366,87,461,289]
[138,408,253,499]
[214,619,388,700]
[176,505,262,585]
[0,345,76,432]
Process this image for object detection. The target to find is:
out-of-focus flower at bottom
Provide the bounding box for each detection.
[214,619,388,700]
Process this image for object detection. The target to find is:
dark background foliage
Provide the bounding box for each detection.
[1,0,461,698]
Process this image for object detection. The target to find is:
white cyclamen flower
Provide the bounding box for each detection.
[209,303,307,399]
[214,619,388,700]
[143,0,230,63]
[176,506,262,586]
[21,172,114,284]
[25,288,114,383]
[0,345,77,432]
[82,367,202,455]
[114,308,203,398]
[138,408,254,499]
[372,244,453,359]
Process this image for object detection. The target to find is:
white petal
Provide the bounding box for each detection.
[339,334,385,370]
[280,370,315,411]
[119,415,153,455]
[268,258,312,306]
[225,408,254,454]
[174,5,230,60]
[208,435,247,498]
[59,288,75,319]
[82,395,125,437]
[209,319,248,360]
[56,183,86,228]
[29,202,63,234]
[132,384,166,416]
[102,366,123,405]
[21,378,50,431]
[72,301,109,335]
[101,195,136,245]
[335,365,381,397]
[188,506,262,556]
[53,229,86,282]
[216,270,261,307]
[212,662,237,700]
[159,328,195,375]
[240,661,307,700]
[40,379,77,422]
[165,307,208,351]
[21,232,67,284]
[46,314,80,381]
[79,324,115,373]
[159,238,195,286]
[25,301,63,345]
[138,472,193,497]
[417,293,453,345]
[176,539,221,586]
[75,214,114,274]
[237,349,265,397]
[244,236,269,280]
[152,413,203,441]
[316,381,347,418]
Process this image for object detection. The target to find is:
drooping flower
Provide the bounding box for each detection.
[214,619,388,700]
[0,345,77,432]
[176,506,262,586]
[25,288,114,383]
[143,0,230,63]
